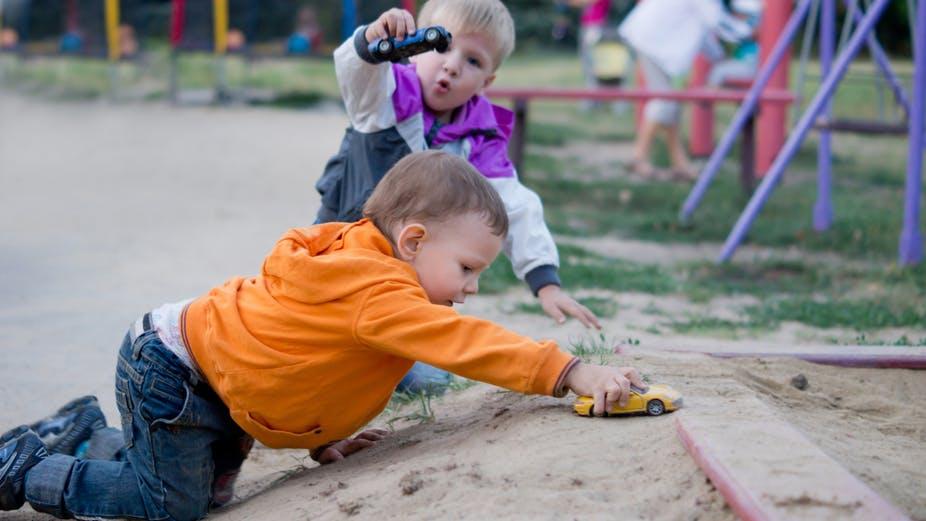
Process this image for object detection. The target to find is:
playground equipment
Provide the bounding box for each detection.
[0,0,146,96]
[0,0,138,60]
[167,0,416,103]
[487,85,794,187]
[680,0,923,267]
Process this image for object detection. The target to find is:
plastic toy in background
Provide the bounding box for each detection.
[287,33,310,54]
[118,24,138,57]
[286,6,321,56]
[59,31,83,53]
[572,384,683,417]
[368,25,451,63]
[227,28,246,52]
[591,34,630,86]
[0,28,17,49]
[551,0,571,42]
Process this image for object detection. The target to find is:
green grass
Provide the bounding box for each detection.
[748,297,926,330]
[485,239,926,332]
[666,315,776,338]
[567,333,615,365]
[0,47,340,103]
[850,333,926,347]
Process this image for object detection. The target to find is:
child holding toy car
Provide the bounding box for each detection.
[0,151,645,520]
[315,0,600,394]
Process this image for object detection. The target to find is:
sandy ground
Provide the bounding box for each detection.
[1,92,924,520]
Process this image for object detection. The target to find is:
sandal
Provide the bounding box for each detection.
[628,159,657,178]
[670,165,699,182]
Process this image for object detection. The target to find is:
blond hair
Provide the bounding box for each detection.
[363,150,508,240]
[417,0,515,70]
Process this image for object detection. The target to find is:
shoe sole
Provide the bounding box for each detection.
[0,431,48,510]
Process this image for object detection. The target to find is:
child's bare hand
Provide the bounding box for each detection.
[312,428,389,464]
[563,363,645,415]
[365,8,416,43]
[537,285,601,329]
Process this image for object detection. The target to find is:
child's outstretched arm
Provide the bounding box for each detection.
[561,363,646,416]
[483,176,601,330]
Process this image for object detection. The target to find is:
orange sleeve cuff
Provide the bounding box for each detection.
[552,357,580,397]
[530,344,578,396]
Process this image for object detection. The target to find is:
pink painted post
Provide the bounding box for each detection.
[756,0,792,176]
[689,54,715,156]
[635,62,646,128]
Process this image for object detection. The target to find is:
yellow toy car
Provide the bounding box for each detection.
[573,384,683,417]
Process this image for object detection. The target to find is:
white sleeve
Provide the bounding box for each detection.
[333,26,398,133]
[695,1,752,43]
[488,176,559,280]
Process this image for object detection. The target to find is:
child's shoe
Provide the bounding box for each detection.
[0,395,106,456]
[0,428,48,510]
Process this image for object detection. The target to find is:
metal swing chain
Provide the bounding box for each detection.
[861,0,889,120]
[795,0,822,121]
[838,0,860,52]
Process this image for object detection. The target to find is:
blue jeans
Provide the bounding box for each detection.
[23,320,248,520]
[396,362,452,395]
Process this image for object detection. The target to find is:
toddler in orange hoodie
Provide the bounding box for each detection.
[0,150,644,521]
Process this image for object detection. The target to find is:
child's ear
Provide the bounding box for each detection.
[395,223,429,260]
[481,73,496,91]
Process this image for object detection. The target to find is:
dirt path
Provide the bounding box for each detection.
[1,93,923,520]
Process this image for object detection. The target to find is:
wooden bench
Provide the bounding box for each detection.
[485,86,796,192]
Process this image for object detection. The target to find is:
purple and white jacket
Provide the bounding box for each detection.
[315,27,560,294]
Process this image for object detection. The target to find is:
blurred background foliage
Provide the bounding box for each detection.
[4,0,917,56]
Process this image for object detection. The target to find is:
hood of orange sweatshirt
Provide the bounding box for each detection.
[261,219,422,304]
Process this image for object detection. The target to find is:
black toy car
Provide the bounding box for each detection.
[368,26,452,63]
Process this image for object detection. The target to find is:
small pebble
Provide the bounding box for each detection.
[791,373,809,390]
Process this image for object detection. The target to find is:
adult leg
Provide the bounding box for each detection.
[634,54,683,177]
[665,124,696,179]
[631,117,659,177]
[578,25,603,111]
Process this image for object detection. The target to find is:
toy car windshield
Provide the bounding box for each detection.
[368,26,451,63]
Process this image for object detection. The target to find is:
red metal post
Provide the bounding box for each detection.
[756,0,791,176]
[170,0,185,48]
[65,0,78,32]
[688,54,715,156]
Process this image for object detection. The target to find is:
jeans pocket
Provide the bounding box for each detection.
[142,371,191,430]
[114,376,134,449]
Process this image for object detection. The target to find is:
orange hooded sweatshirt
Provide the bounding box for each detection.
[182,219,576,450]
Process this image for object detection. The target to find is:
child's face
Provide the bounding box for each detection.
[399,212,502,307]
[411,32,497,121]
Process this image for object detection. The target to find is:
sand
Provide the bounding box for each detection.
[1,92,923,520]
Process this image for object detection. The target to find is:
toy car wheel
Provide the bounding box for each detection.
[646,399,665,416]
[585,407,595,417]
[425,28,439,43]
[377,39,393,55]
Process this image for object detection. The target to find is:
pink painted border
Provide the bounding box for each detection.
[698,352,926,369]
[675,416,770,521]
[676,415,913,521]
[612,345,926,369]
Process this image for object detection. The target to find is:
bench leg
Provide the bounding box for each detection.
[510,98,528,174]
[740,114,756,195]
